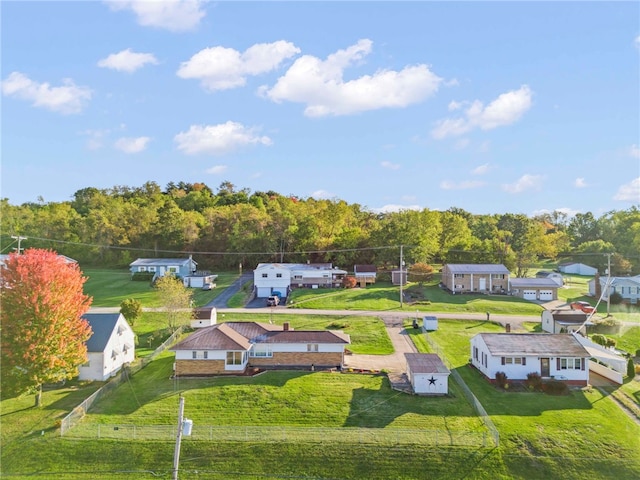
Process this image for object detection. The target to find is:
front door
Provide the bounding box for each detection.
[540,358,550,377]
[479,278,486,291]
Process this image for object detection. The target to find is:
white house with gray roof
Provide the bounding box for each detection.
[442,264,510,294]
[470,333,590,386]
[253,263,347,298]
[78,313,135,381]
[588,275,640,305]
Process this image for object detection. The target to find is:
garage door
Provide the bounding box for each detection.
[257,287,271,298]
[539,290,553,300]
[523,290,537,300]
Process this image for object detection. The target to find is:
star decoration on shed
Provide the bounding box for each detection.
[428,376,437,385]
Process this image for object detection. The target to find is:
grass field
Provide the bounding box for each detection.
[82,268,240,308]
[3,318,639,479]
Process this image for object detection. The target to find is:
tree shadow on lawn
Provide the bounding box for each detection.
[458,366,595,417]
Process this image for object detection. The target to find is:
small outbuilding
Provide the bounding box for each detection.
[558,262,597,276]
[405,353,450,395]
[191,307,217,328]
[422,316,438,331]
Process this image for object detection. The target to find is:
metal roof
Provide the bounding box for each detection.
[130,258,196,267]
[405,353,450,374]
[510,278,560,288]
[445,264,510,274]
[82,313,129,352]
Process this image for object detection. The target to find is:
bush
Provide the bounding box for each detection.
[132,271,154,282]
[525,372,543,391]
[590,333,606,346]
[327,321,350,330]
[342,276,357,289]
[541,380,569,395]
[604,337,617,349]
[628,358,636,379]
[609,291,623,305]
[495,371,509,389]
[636,349,640,358]
[120,298,142,326]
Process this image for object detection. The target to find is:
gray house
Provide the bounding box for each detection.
[588,275,640,305]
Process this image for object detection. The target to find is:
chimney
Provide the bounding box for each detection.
[505,323,511,333]
[283,322,290,331]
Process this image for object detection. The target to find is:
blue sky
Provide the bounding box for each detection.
[2,1,639,216]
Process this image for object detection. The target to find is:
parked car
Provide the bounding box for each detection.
[570,300,595,314]
[266,295,280,306]
[202,283,216,291]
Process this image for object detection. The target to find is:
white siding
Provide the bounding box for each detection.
[410,372,449,395]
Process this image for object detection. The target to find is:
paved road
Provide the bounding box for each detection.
[207,272,253,308]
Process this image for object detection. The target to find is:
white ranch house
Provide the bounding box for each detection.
[470,333,590,386]
[541,309,592,334]
[588,275,640,305]
[253,263,347,298]
[79,313,135,381]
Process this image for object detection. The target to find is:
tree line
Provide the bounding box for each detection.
[2,181,639,276]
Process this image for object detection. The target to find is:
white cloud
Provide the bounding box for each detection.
[114,136,150,153]
[629,144,640,158]
[105,0,206,32]
[174,121,273,155]
[472,163,490,175]
[206,165,228,175]
[98,49,158,73]
[454,138,470,150]
[613,177,640,202]
[177,41,300,91]
[440,180,485,190]
[311,189,335,199]
[263,39,443,117]
[448,100,463,111]
[502,174,544,194]
[372,204,421,214]
[380,160,400,170]
[574,177,588,188]
[1,71,91,114]
[432,85,533,139]
[532,207,581,218]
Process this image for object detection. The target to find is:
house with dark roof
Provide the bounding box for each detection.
[509,277,560,301]
[405,353,450,395]
[171,321,351,376]
[470,333,590,386]
[541,309,592,334]
[442,264,510,294]
[353,265,377,285]
[78,313,135,381]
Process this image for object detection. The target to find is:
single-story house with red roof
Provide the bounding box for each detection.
[171,321,351,376]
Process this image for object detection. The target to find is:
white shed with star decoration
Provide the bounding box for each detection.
[405,353,450,395]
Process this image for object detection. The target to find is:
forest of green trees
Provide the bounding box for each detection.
[2,181,639,277]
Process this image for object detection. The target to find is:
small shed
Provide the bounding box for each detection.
[558,263,597,276]
[423,316,438,331]
[391,270,408,286]
[405,353,450,395]
[191,307,217,328]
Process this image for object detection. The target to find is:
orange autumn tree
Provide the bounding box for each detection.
[1,248,92,407]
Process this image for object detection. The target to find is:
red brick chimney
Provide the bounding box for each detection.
[283,322,290,331]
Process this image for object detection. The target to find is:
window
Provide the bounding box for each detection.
[81,360,90,367]
[139,267,147,272]
[192,351,208,359]
[226,351,243,365]
[307,344,319,352]
[473,346,478,360]
[251,346,273,358]
[454,274,464,278]
[294,275,302,280]
[276,273,282,278]
[148,267,156,272]
[560,358,581,370]
[262,273,268,278]
[169,267,177,273]
[492,274,505,279]
[502,356,526,365]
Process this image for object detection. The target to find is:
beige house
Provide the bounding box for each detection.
[171,321,350,376]
[442,264,509,294]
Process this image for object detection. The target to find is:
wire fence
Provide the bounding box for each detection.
[422,333,500,447]
[63,424,493,447]
[60,326,185,436]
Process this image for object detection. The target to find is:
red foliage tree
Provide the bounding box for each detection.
[342,275,357,289]
[1,249,92,406]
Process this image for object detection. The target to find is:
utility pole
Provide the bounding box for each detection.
[400,245,404,308]
[605,253,612,317]
[172,396,185,480]
[11,235,27,254]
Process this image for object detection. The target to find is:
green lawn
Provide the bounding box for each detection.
[407,319,640,479]
[288,280,545,315]
[82,268,239,308]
